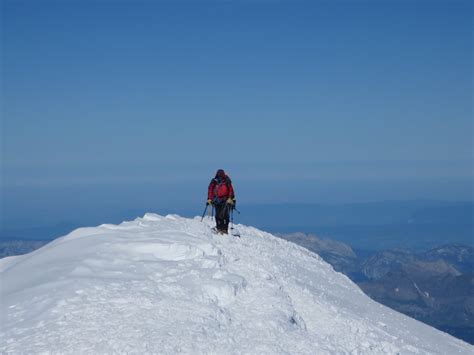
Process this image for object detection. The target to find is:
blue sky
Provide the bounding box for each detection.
[2,0,473,228]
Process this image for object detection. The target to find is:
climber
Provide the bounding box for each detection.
[207,169,236,234]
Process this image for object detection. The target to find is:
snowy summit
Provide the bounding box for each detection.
[1,214,472,354]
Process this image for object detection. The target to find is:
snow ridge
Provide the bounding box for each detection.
[1,214,472,354]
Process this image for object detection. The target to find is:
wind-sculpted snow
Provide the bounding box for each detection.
[0,214,472,354]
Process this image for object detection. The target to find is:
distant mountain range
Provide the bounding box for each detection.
[278,233,474,345]
[239,200,474,250]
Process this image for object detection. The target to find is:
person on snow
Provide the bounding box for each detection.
[207,169,236,234]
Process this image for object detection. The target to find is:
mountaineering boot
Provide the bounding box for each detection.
[211,227,226,235]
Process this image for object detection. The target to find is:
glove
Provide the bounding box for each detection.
[226,198,235,206]
[207,199,213,205]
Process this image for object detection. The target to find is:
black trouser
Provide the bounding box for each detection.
[214,201,230,233]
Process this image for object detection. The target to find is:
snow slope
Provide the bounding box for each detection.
[1,214,472,354]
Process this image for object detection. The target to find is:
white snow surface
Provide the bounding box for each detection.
[1,213,472,354]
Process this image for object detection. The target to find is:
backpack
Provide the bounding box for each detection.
[214,178,231,198]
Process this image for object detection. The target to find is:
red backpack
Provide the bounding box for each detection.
[214,178,230,198]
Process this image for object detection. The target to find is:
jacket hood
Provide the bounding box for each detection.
[215,169,226,179]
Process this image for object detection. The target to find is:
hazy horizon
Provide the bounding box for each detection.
[2,0,473,237]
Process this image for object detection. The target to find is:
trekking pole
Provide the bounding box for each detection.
[233,207,241,214]
[230,206,240,237]
[200,204,209,222]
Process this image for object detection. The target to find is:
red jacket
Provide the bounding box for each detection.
[208,175,235,202]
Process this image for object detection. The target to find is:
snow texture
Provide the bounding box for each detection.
[1,213,472,354]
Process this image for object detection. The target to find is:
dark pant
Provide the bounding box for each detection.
[214,201,230,233]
